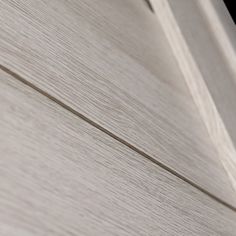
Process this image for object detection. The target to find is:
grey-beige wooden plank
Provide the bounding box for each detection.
[150,0,236,191]
[0,0,235,206]
[1,69,236,236]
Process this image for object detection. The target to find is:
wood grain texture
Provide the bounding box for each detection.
[150,0,236,190]
[1,70,236,236]
[0,0,235,206]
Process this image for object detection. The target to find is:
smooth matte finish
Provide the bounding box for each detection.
[1,70,236,235]
[151,0,236,190]
[0,0,235,206]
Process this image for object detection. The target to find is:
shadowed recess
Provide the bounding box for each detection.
[223,0,236,24]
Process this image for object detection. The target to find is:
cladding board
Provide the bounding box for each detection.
[1,70,236,235]
[150,0,236,190]
[0,0,235,206]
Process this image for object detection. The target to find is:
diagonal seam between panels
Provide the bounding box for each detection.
[1,63,236,213]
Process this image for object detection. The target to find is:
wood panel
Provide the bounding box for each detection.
[0,0,235,206]
[1,69,236,236]
[150,0,236,190]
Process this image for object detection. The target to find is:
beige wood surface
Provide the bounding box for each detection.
[0,0,235,207]
[150,0,236,190]
[1,69,236,236]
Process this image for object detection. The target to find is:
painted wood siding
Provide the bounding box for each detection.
[1,69,236,235]
[0,0,236,235]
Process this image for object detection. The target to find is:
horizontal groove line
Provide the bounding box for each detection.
[1,64,236,212]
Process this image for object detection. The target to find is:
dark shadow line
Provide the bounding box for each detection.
[144,0,155,13]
